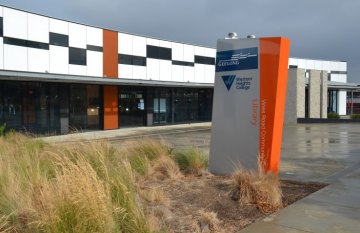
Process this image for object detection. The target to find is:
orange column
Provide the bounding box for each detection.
[102,30,119,129]
[259,37,291,173]
[103,86,118,130]
[103,29,118,78]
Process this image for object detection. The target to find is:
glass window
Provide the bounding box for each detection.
[147,45,171,60]
[86,45,102,52]
[69,47,87,65]
[0,17,3,37]
[3,37,49,50]
[50,32,69,47]
[172,60,194,67]
[118,54,133,65]
[118,87,146,127]
[132,56,146,66]
[195,55,215,65]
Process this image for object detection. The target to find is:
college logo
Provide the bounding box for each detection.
[221,75,236,91]
[216,47,258,72]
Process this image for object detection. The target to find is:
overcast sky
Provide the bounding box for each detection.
[1,0,359,82]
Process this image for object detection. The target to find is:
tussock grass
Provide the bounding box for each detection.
[125,139,171,176]
[0,133,155,233]
[231,169,282,213]
[173,147,208,176]
[192,209,223,233]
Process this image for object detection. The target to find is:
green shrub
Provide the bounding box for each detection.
[173,147,208,175]
[351,114,360,120]
[0,123,6,137]
[327,112,340,119]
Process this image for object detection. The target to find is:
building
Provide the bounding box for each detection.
[0,5,216,134]
[0,5,354,134]
[285,58,349,123]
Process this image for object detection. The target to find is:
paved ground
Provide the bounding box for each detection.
[44,123,360,233]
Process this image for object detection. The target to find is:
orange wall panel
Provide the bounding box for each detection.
[259,37,291,173]
[103,86,118,129]
[103,30,118,78]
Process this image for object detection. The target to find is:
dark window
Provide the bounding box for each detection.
[87,45,103,52]
[49,32,68,47]
[132,56,146,66]
[118,54,133,65]
[289,65,298,68]
[330,71,347,75]
[3,37,49,50]
[118,54,146,66]
[0,17,3,37]
[147,45,171,60]
[27,40,49,50]
[172,60,194,67]
[69,47,87,65]
[195,55,215,65]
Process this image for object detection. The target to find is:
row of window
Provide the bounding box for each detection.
[1,31,214,67]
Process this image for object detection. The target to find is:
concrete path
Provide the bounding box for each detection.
[43,123,360,233]
[240,124,360,233]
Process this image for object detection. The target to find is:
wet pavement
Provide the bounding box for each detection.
[44,123,360,233]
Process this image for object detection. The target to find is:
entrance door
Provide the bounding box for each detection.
[118,87,146,127]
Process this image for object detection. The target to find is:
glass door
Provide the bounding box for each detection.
[118,87,146,127]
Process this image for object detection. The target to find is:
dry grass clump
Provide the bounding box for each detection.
[173,147,208,176]
[0,133,155,233]
[125,139,172,176]
[139,187,170,207]
[231,169,282,213]
[149,156,183,180]
[192,209,223,233]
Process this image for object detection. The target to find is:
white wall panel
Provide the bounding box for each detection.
[0,38,3,69]
[49,45,68,74]
[205,65,215,83]
[288,58,297,66]
[0,6,3,17]
[118,33,132,55]
[87,51,102,76]
[339,62,347,72]
[146,38,159,46]
[4,45,27,71]
[338,91,347,115]
[330,61,339,71]
[322,61,330,72]
[147,58,159,80]
[49,18,68,34]
[4,8,27,39]
[194,46,205,56]
[330,74,346,83]
[87,27,102,46]
[159,60,171,81]
[183,44,194,62]
[28,48,49,72]
[172,42,183,61]
[314,60,323,71]
[118,64,132,79]
[172,65,183,82]
[132,36,146,57]
[194,64,205,83]
[69,23,86,48]
[305,60,315,70]
[28,14,49,43]
[133,66,146,80]
[159,40,171,48]
[184,66,194,82]
[69,64,86,76]
[297,59,306,69]
[205,48,216,57]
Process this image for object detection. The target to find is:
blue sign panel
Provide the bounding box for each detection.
[216,47,258,72]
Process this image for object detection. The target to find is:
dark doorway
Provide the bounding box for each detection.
[118,87,146,127]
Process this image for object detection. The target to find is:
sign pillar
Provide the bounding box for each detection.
[209,36,290,175]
